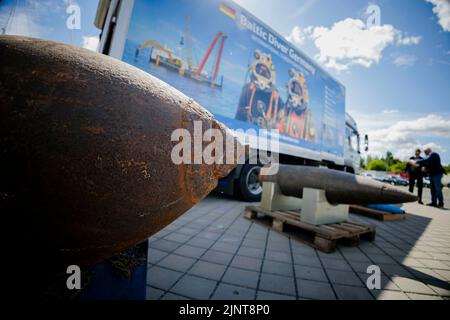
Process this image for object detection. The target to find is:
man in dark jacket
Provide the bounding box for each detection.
[412,147,446,208]
[406,149,424,204]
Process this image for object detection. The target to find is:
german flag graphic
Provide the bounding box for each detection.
[220,3,236,19]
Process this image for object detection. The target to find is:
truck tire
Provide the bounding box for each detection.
[237,164,262,202]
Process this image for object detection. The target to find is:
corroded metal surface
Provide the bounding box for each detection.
[0,35,241,269]
[259,164,418,205]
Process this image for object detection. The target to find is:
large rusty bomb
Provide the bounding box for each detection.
[0,35,241,268]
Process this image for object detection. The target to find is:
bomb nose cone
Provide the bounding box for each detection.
[0,35,240,267]
[378,184,418,204]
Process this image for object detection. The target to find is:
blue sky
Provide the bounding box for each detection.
[1,0,449,164]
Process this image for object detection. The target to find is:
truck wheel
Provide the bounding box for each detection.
[237,164,262,202]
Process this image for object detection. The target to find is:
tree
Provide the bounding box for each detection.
[385,151,395,168]
[390,162,406,173]
[367,159,388,171]
[360,157,366,170]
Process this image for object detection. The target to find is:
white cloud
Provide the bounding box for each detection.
[366,114,450,160]
[82,36,99,51]
[426,0,450,32]
[287,18,421,71]
[397,35,422,46]
[285,26,313,45]
[392,54,418,67]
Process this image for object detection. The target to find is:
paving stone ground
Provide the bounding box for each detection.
[146,187,450,300]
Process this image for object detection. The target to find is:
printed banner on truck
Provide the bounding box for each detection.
[122,0,345,158]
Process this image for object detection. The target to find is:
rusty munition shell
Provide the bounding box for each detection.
[259,164,418,205]
[0,35,242,268]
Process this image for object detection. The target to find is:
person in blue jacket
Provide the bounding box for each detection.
[411,147,447,208]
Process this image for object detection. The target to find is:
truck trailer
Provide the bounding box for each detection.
[94,0,367,201]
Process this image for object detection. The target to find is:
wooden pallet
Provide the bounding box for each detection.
[244,206,376,253]
[349,205,406,221]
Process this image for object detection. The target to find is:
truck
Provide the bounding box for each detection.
[94,0,367,201]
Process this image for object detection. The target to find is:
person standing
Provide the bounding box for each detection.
[412,147,446,208]
[406,149,424,204]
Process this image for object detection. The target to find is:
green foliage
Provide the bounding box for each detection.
[366,151,408,172]
[384,151,395,167]
[389,162,406,172]
[367,159,389,171]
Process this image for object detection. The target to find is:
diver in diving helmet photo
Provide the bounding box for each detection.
[235,49,284,129]
[281,68,315,141]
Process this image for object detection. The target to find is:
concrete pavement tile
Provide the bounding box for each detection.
[334,285,374,300]
[242,238,266,249]
[237,246,265,259]
[408,267,448,281]
[326,269,364,287]
[341,251,372,263]
[263,260,294,277]
[219,235,243,245]
[407,251,434,259]
[297,279,336,300]
[147,266,183,291]
[391,276,437,295]
[348,260,373,273]
[320,257,353,271]
[158,254,196,273]
[171,275,217,300]
[177,227,200,236]
[416,258,450,270]
[149,239,181,252]
[317,250,344,260]
[374,290,409,300]
[210,242,239,254]
[197,231,222,241]
[294,265,328,282]
[378,263,415,278]
[148,248,168,264]
[406,293,443,300]
[293,254,322,267]
[257,291,296,300]
[265,250,292,263]
[161,293,191,300]
[230,255,262,271]
[259,273,297,296]
[188,260,227,281]
[368,254,398,265]
[291,242,316,253]
[164,233,192,244]
[174,244,207,259]
[146,286,165,300]
[222,267,260,289]
[426,280,450,297]
[266,241,291,253]
[400,257,427,268]
[434,270,450,281]
[211,283,256,300]
[186,236,215,249]
[201,249,234,265]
